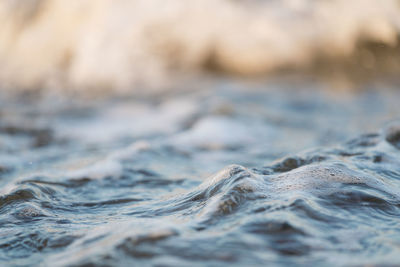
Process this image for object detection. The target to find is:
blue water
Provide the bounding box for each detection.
[1,78,400,266]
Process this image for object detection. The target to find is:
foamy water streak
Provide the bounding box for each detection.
[0,0,399,93]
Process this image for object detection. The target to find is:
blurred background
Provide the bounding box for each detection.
[0,0,400,94]
[1,0,399,171]
[1,1,400,266]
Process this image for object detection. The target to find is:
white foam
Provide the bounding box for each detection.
[66,158,122,180]
[55,98,198,143]
[169,116,274,150]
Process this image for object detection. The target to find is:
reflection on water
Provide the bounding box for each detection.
[0,78,400,266]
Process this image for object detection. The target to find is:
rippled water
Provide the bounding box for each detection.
[1,78,400,266]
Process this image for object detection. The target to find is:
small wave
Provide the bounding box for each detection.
[384,121,400,149]
[1,88,400,266]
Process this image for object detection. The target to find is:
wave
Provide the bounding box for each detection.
[1,105,400,266]
[22,123,398,266]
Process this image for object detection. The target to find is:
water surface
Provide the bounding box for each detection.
[1,79,400,266]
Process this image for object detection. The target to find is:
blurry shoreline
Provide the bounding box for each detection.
[0,0,399,95]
